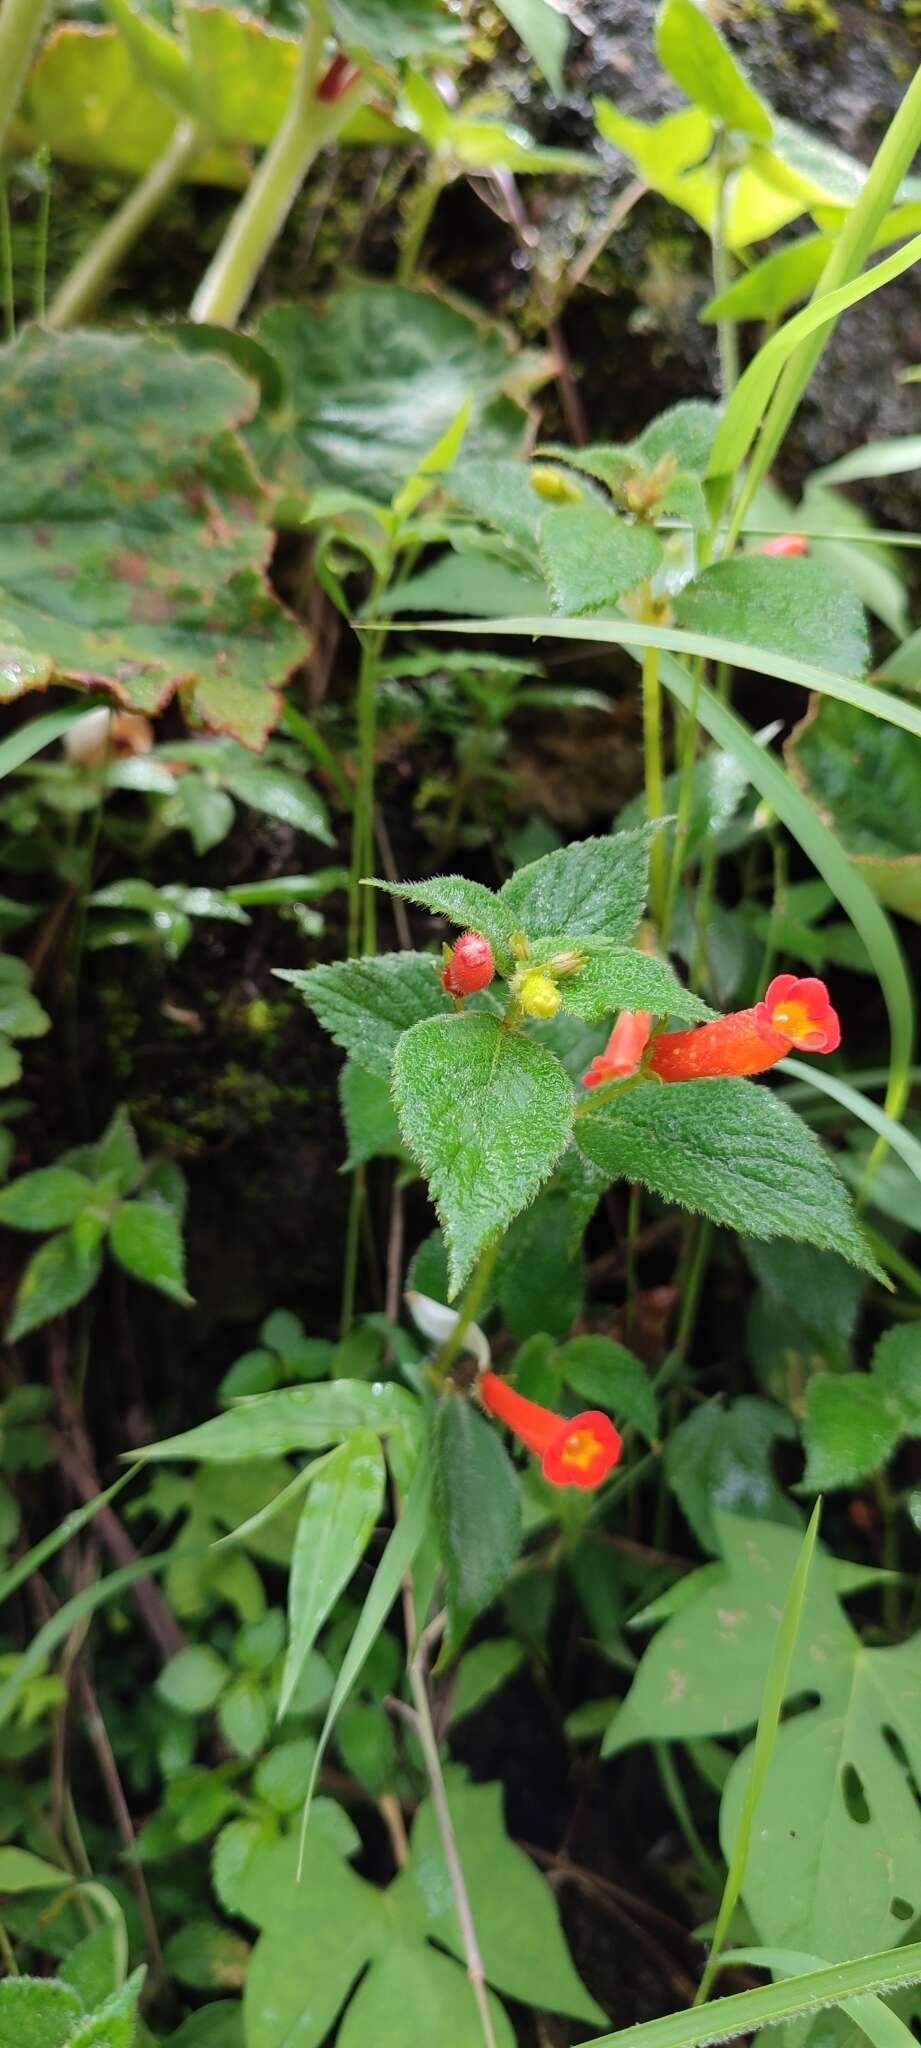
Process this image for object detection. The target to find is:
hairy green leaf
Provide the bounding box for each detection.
[393,1013,574,1295]
[8,1230,103,1340]
[500,831,650,943]
[576,1078,880,1274]
[0,1168,94,1232]
[280,952,451,1081]
[109,1199,192,1307]
[538,502,662,614]
[556,945,712,1024]
[675,559,869,678]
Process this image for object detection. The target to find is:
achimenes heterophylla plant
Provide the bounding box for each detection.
[286,829,881,1331]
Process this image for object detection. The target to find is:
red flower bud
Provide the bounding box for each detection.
[582,1010,653,1088]
[441,931,495,997]
[759,534,809,557]
[479,1371,622,1490]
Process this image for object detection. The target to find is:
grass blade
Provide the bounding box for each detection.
[726,1949,918,2048]
[0,703,100,780]
[579,1942,921,2048]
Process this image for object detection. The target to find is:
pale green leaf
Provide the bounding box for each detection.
[337,1942,515,2048]
[494,0,567,90]
[278,1432,385,1720]
[665,1398,799,1552]
[340,1061,405,1167]
[655,0,772,139]
[157,1646,229,1715]
[556,1335,658,1442]
[8,1230,103,1340]
[109,1199,192,1307]
[675,559,869,678]
[132,1381,419,1462]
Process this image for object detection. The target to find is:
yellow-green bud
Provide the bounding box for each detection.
[546,949,584,979]
[529,465,584,506]
[518,970,562,1019]
[510,931,531,961]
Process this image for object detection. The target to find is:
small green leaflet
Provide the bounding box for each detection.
[802,1322,921,1490]
[576,1077,882,1275]
[392,1013,574,1296]
[537,502,663,614]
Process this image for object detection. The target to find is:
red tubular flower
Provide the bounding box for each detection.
[649,974,840,1081]
[441,932,495,997]
[479,1371,622,1490]
[759,533,809,557]
[582,1010,653,1088]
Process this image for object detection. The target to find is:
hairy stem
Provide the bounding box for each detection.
[0,0,50,155]
[432,1237,501,1381]
[190,8,366,327]
[48,122,205,329]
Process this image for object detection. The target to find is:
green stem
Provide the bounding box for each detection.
[33,148,50,320]
[661,656,702,950]
[0,168,13,343]
[348,560,390,958]
[47,121,204,330]
[655,1742,724,1896]
[190,10,366,327]
[432,1238,500,1382]
[726,61,921,548]
[339,1165,364,1339]
[711,132,738,400]
[641,634,667,930]
[689,662,730,993]
[397,167,444,285]
[0,0,50,156]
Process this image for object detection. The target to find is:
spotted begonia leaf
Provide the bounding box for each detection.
[0,330,307,747]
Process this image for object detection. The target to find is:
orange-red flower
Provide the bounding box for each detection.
[478,1371,622,1489]
[580,976,840,1088]
[759,533,809,557]
[649,973,840,1080]
[582,1009,653,1088]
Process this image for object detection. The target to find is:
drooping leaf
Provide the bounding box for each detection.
[280,952,452,1081]
[109,1199,192,1307]
[537,502,662,615]
[0,330,306,746]
[674,560,870,678]
[787,694,921,923]
[500,830,651,943]
[0,1168,94,1232]
[278,1432,386,1719]
[0,1847,69,1892]
[576,1078,881,1275]
[132,1382,419,1463]
[433,1396,522,1649]
[340,1061,406,1167]
[655,0,773,140]
[392,1012,574,1295]
[495,1192,583,1341]
[248,288,526,507]
[17,25,243,183]
[8,1230,103,1340]
[664,1398,800,1552]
